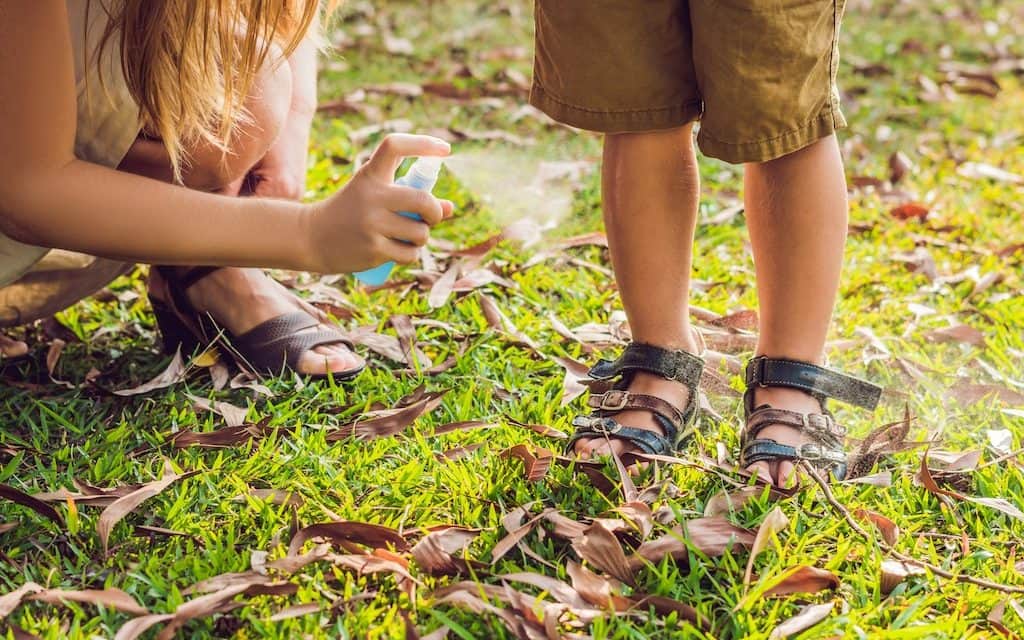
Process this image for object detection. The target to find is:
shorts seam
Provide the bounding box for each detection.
[533,84,702,116]
[829,0,840,128]
[699,111,832,147]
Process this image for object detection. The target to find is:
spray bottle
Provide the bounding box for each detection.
[354,156,444,286]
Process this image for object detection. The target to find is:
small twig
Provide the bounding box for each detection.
[801,461,1024,595]
[978,447,1024,470]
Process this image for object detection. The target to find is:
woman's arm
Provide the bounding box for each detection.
[0,2,450,274]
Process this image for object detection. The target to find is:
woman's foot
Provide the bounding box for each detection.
[148,267,364,376]
[572,371,693,458]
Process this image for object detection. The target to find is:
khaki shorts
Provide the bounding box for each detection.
[530,0,847,164]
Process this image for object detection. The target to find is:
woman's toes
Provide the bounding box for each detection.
[296,343,364,376]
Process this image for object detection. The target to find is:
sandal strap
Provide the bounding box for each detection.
[587,390,687,432]
[740,438,848,477]
[233,312,354,371]
[568,416,674,456]
[590,342,705,386]
[745,356,881,410]
[744,407,844,444]
[154,266,222,318]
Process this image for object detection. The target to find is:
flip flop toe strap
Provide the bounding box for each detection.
[568,416,674,456]
[232,311,353,372]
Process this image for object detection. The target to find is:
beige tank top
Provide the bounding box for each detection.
[0,1,140,287]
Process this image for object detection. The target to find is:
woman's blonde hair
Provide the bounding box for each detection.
[88,0,337,182]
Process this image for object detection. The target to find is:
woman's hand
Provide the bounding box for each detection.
[302,134,453,274]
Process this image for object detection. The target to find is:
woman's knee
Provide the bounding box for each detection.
[187,52,293,192]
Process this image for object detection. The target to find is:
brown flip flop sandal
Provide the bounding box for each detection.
[148,266,364,381]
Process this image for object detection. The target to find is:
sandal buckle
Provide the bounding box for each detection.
[797,443,824,461]
[591,418,622,435]
[599,390,630,411]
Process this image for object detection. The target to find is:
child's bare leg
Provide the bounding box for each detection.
[743,134,848,485]
[575,125,702,458]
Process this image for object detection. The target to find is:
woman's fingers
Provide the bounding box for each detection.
[383,239,423,265]
[380,213,430,247]
[383,185,447,225]
[363,134,451,183]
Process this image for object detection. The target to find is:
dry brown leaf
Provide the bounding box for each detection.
[542,511,588,540]
[411,527,480,576]
[554,232,608,250]
[288,521,409,556]
[890,201,930,221]
[630,516,756,570]
[854,509,900,546]
[232,488,304,508]
[428,262,461,309]
[704,487,770,517]
[0,484,64,527]
[172,420,283,449]
[499,572,592,610]
[880,559,926,595]
[435,444,483,461]
[506,417,568,440]
[744,507,789,585]
[0,582,43,619]
[187,393,248,428]
[152,583,251,640]
[889,151,913,183]
[491,505,551,565]
[429,421,494,437]
[228,372,273,397]
[710,309,758,331]
[950,382,1024,407]
[564,561,632,611]
[500,445,554,482]
[571,521,635,585]
[840,471,893,487]
[554,356,589,406]
[476,292,540,350]
[98,464,198,555]
[924,324,985,347]
[29,588,148,615]
[917,451,1024,522]
[329,390,448,441]
[763,565,840,597]
[113,349,187,396]
[268,602,322,621]
[958,162,1023,184]
[768,601,835,639]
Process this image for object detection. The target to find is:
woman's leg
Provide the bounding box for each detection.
[574,125,703,457]
[122,58,363,376]
[743,134,848,484]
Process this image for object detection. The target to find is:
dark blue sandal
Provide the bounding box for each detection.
[567,341,706,456]
[739,356,882,481]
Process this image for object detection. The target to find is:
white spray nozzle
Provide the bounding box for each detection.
[406,156,444,184]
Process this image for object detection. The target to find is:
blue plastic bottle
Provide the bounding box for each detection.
[354,157,444,286]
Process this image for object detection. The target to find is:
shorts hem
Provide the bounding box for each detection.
[698,109,847,164]
[530,84,702,133]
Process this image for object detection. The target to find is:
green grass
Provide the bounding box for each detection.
[1,0,1023,638]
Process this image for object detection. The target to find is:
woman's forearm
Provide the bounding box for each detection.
[1,159,314,271]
